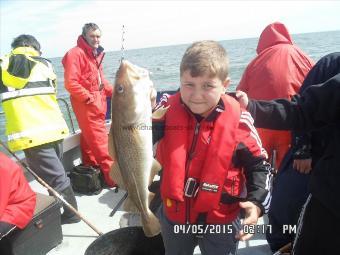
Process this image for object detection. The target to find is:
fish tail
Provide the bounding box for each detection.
[141,209,161,237]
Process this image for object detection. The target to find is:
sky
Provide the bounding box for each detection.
[1,0,340,58]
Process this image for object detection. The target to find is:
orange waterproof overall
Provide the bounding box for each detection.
[62,36,115,187]
[237,22,314,168]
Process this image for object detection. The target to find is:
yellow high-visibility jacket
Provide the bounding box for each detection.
[0,47,69,151]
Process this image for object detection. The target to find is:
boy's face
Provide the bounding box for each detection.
[180,70,230,117]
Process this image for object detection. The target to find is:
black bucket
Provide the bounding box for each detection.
[85,227,165,255]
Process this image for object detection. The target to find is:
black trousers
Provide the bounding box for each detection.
[293,195,340,255]
[24,140,70,192]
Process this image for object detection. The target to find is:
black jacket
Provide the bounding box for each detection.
[293,52,340,163]
[248,73,340,218]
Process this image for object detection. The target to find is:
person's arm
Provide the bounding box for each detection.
[246,74,340,131]
[100,66,113,98]
[63,50,94,103]
[234,112,272,241]
[0,155,36,230]
[236,112,272,214]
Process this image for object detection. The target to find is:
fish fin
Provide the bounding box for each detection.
[108,129,116,160]
[109,161,125,189]
[152,105,170,119]
[123,195,139,213]
[108,130,125,189]
[149,159,162,185]
[141,209,161,237]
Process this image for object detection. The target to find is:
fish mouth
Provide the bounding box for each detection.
[117,60,150,81]
[115,60,154,101]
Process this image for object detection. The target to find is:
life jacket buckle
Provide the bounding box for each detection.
[184,177,198,198]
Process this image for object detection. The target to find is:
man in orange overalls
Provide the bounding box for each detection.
[237,22,314,169]
[62,23,115,187]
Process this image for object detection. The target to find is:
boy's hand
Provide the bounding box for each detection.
[235,90,249,109]
[236,201,261,241]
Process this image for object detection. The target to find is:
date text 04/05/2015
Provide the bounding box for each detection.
[173,224,273,235]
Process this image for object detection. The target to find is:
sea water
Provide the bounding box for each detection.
[1,30,339,146]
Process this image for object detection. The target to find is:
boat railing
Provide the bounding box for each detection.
[0,97,77,133]
[57,97,76,134]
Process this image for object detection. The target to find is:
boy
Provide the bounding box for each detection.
[153,41,272,255]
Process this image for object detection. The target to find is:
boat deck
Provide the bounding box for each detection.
[29,179,272,255]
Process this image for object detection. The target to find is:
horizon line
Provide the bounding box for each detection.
[48,29,340,59]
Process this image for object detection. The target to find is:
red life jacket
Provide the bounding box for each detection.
[159,93,241,223]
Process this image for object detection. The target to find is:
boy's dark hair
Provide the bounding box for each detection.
[82,23,100,37]
[11,34,41,53]
[180,40,229,81]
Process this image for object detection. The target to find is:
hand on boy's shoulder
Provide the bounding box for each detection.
[235,201,261,241]
[234,90,249,109]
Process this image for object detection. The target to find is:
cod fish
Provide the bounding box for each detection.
[109,60,162,237]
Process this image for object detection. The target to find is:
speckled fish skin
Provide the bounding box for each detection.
[109,60,160,237]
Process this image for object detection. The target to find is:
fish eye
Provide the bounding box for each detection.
[116,84,124,93]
